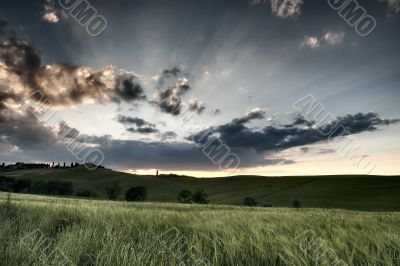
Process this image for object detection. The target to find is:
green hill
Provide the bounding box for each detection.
[1,167,400,211]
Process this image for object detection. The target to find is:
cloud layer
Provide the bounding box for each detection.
[191,111,399,153]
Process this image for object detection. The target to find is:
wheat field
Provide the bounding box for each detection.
[0,192,399,266]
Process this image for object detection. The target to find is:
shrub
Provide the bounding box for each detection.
[262,203,273,208]
[105,182,121,200]
[293,199,301,208]
[243,197,258,207]
[178,190,192,203]
[125,186,147,202]
[192,188,209,204]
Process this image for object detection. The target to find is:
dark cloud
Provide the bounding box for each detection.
[191,108,266,141]
[114,75,146,103]
[127,127,159,134]
[58,121,80,140]
[0,109,58,150]
[117,115,154,127]
[0,37,42,93]
[212,109,221,116]
[155,66,183,89]
[117,115,158,134]
[291,115,314,127]
[234,108,266,124]
[160,67,181,80]
[190,112,399,153]
[78,136,292,170]
[152,77,191,116]
[160,131,178,141]
[0,22,146,109]
[0,21,151,156]
[152,67,208,116]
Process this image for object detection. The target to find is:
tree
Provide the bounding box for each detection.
[178,190,192,204]
[293,199,301,208]
[192,188,209,204]
[243,197,257,207]
[125,186,147,202]
[105,182,121,200]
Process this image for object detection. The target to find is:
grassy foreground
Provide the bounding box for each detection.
[2,168,400,211]
[1,192,399,266]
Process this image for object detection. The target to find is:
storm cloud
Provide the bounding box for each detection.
[0,21,146,110]
[117,115,158,135]
[191,111,400,153]
[151,67,207,116]
[152,76,192,116]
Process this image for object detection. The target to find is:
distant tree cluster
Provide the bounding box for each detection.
[243,197,258,207]
[0,176,74,196]
[125,187,147,202]
[242,197,274,207]
[0,162,105,170]
[177,188,209,204]
[292,199,301,208]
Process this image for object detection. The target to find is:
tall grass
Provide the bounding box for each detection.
[0,192,399,265]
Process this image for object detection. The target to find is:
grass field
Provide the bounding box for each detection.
[0,192,399,266]
[1,168,400,211]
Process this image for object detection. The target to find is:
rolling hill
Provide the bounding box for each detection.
[1,167,399,211]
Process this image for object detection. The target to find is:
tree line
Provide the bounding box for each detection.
[0,176,74,195]
[0,162,105,169]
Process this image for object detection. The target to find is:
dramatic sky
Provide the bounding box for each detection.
[0,0,399,176]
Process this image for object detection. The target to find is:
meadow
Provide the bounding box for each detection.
[1,192,400,266]
[2,167,400,211]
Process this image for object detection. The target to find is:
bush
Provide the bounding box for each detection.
[125,186,147,202]
[192,188,209,204]
[262,203,273,208]
[105,182,121,200]
[243,197,258,207]
[178,190,192,204]
[293,199,301,208]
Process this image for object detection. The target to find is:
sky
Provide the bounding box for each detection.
[0,0,399,177]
